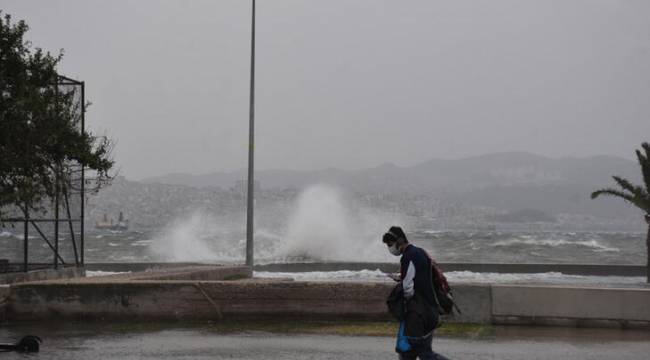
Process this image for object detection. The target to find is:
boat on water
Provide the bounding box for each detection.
[95,211,129,231]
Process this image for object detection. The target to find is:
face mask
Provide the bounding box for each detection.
[388,244,401,256]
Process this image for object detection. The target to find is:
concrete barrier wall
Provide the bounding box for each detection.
[0,284,9,321]
[132,266,251,281]
[4,266,650,329]
[8,282,221,321]
[445,284,492,324]
[1,267,85,285]
[200,281,392,319]
[7,281,395,321]
[84,262,221,273]
[491,284,650,329]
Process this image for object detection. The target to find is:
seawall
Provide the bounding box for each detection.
[3,265,650,330]
[81,262,646,277]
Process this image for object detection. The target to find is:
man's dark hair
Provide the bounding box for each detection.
[382,226,408,244]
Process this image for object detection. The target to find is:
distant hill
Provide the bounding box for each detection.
[143,152,639,193]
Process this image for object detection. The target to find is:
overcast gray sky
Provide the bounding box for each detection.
[3,0,649,180]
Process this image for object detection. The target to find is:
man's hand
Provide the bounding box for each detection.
[386,273,401,282]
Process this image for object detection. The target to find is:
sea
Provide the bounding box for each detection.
[73,227,649,287]
[2,180,648,287]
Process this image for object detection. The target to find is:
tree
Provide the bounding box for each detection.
[591,142,650,282]
[0,11,114,219]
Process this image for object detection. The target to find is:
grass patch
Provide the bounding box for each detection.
[6,318,487,338]
[198,318,487,337]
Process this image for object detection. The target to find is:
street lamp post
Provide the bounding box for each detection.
[245,0,256,268]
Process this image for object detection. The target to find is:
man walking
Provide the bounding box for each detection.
[383,226,451,360]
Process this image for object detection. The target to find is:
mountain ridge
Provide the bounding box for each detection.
[141,152,639,193]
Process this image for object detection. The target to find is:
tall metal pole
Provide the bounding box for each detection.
[80,80,85,266]
[23,201,28,273]
[246,0,256,267]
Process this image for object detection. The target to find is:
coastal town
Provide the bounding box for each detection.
[87,174,641,233]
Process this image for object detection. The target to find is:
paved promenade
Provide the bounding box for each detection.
[1,323,649,359]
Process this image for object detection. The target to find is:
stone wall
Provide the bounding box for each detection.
[491,284,650,329]
[1,267,85,285]
[7,281,393,322]
[0,284,9,321]
[4,266,650,329]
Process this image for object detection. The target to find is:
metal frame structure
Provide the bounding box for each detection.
[0,76,85,274]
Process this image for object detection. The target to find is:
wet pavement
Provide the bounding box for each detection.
[1,322,649,359]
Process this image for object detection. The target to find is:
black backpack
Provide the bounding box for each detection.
[430,260,460,315]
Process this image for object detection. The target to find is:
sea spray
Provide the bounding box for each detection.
[277,184,405,262]
[149,211,245,262]
[148,184,406,263]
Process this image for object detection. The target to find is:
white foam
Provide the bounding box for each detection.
[277,184,398,262]
[493,238,619,252]
[254,269,397,283]
[147,184,403,263]
[254,269,648,287]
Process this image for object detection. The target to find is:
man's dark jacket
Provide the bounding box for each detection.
[387,281,440,353]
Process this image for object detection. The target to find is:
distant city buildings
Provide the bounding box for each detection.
[85,177,643,232]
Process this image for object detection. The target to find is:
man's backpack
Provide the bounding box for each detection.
[430,260,460,315]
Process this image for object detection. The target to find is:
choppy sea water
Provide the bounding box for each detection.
[1,182,647,285]
[69,229,648,286]
[3,226,647,285]
[75,229,647,265]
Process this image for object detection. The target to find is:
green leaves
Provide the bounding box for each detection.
[591,142,650,215]
[0,10,115,218]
